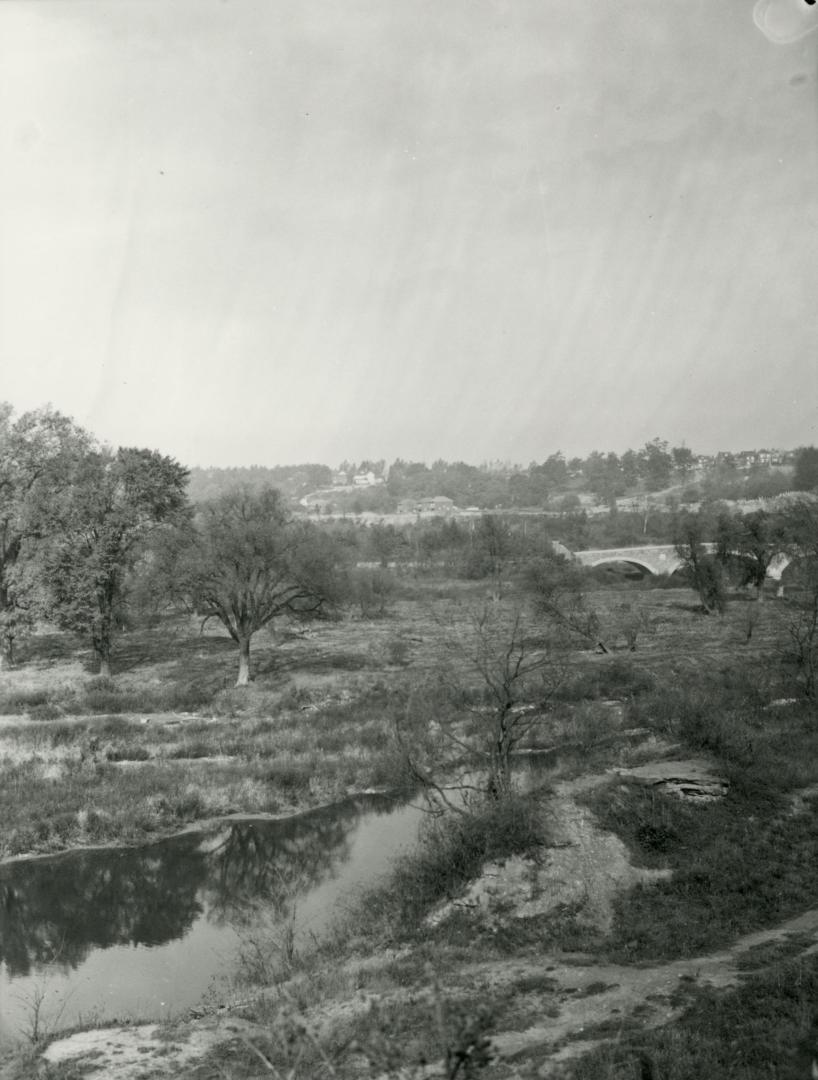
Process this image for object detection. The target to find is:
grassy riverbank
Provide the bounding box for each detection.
[0,580,798,861]
[193,683,818,1080]
[3,577,818,1077]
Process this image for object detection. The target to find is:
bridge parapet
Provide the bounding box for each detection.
[573,544,709,577]
[572,544,791,581]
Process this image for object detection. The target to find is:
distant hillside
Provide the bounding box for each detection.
[187,465,332,503]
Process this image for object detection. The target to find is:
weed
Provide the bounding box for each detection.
[385,636,412,667]
[0,689,51,714]
[354,793,546,936]
[566,954,818,1080]
[27,703,62,722]
[105,745,150,762]
[586,780,818,961]
[166,740,215,759]
[49,722,84,746]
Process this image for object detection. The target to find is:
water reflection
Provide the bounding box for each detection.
[0,795,396,981]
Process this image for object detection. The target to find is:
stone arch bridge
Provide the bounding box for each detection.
[572,544,791,581]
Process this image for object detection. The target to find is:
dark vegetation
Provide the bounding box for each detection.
[567,954,818,1080]
[188,439,808,513]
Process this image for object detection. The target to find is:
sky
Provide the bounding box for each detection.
[1,0,817,468]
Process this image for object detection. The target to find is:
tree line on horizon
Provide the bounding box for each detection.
[188,441,818,513]
[3,401,818,691]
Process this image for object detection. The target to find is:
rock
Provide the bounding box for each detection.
[615,758,728,802]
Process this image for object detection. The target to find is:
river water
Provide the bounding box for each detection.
[0,795,424,1041]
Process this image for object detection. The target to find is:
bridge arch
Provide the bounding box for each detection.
[574,546,686,577]
[584,557,667,577]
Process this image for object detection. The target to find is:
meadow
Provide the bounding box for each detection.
[2,568,817,1078]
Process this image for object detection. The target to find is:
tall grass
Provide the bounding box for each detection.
[567,954,818,1080]
[585,781,818,961]
[342,793,546,940]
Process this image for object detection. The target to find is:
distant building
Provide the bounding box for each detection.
[396,495,457,515]
[353,471,377,487]
[419,495,456,514]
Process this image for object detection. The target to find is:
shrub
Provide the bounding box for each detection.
[27,703,61,722]
[97,715,132,736]
[265,760,314,798]
[167,740,215,760]
[160,788,208,820]
[49,722,83,746]
[385,793,545,930]
[0,690,51,714]
[105,745,150,762]
[385,636,412,667]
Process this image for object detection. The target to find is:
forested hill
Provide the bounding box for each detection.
[187,448,802,512]
[187,465,332,503]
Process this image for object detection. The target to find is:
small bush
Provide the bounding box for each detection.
[586,780,818,960]
[385,636,412,667]
[97,715,132,736]
[27,703,61,722]
[569,954,818,1080]
[559,657,655,702]
[385,793,545,930]
[105,745,150,762]
[265,760,314,797]
[169,789,207,820]
[0,690,51,714]
[167,740,215,760]
[49,722,83,747]
[81,679,214,715]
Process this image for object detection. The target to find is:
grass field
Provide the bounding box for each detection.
[2,571,817,1077]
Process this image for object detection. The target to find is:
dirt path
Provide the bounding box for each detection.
[474,906,818,1071]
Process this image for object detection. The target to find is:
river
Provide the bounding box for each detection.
[0,795,424,1040]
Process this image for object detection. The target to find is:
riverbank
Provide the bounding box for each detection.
[3,585,818,1076]
[0,585,797,862]
[22,728,818,1079]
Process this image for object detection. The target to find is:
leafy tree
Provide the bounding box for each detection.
[620,449,642,488]
[793,446,818,492]
[580,451,624,505]
[0,404,92,663]
[777,501,818,696]
[674,511,727,614]
[38,447,189,675]
[735,510,786,598]
[640,438,673,492]
[163,487,343,685]
[366,522,402,567]
[349,566,397,618]
[467,514,513,597]
[540,451,569,487]
[671,446,696,481]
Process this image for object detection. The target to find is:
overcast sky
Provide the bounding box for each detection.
[1,0,817,468]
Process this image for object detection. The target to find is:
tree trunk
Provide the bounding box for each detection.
[94,606,115,679]
[236,635,251,686]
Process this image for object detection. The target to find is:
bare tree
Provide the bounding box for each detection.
[524,552,607,651]
[397,602,564,804]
